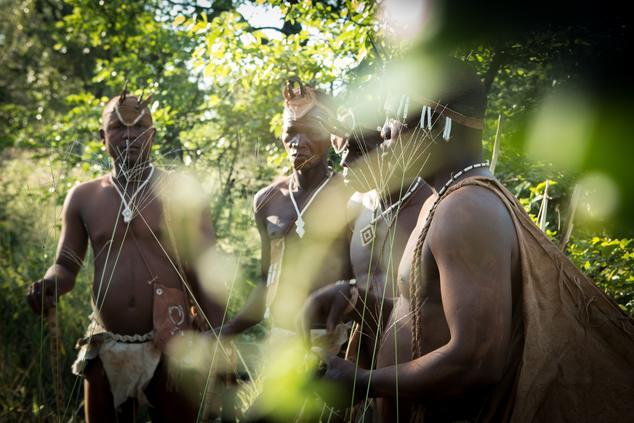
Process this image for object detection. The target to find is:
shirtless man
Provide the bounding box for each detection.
[26,92,225,422]
[218,78,352,335]
[319,114,432,373]
[303,58,634,422]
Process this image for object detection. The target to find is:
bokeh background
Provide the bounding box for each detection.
[1,0,632,420]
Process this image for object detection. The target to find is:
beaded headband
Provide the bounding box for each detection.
[113,84,153,127]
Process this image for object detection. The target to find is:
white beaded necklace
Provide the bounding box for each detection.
[359,177,423,247]
[424,161,490,223]
[437,161,490,197]
[109,164,155,224]
[288,170,333,238]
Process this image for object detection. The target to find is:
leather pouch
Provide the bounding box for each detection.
[152,282,192,351]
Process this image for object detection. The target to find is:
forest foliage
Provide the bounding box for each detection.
[1,0,632,420]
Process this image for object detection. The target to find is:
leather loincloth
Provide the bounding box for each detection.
[72,319,161,409]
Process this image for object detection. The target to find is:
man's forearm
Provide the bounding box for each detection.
[220,283,267,335]
[361,343,491,401]
[350,287,394,338]
[43,264,77,296]
[221,315,259,335]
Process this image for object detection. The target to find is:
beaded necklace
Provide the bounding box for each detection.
[109,164,155,224]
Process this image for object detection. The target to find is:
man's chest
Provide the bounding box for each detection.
[351,206,419,276]
[397,201,441,301]
[264,189,347,240]
[82,188,165,248]
[264,197,299,239]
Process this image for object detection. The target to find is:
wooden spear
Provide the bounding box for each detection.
[489,115,502,175]
[538,180,550,232]
[46,306,64,417]
[559,184,582,251]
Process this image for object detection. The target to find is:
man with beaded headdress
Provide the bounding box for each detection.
[26,89,227,421]
[218,77,353,338]
[302,57,634,422]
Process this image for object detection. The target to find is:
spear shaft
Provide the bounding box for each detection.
[46,307,64,417]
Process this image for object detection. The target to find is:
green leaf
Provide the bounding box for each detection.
[173,15,185,27]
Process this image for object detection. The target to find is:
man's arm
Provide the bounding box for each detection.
[348,187,516,400]
[301,282,393,338]
[27,186,88,313]
[217,193,270,335]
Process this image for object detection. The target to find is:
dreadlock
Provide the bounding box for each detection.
[407,186,447,423]
[408,193,443,358]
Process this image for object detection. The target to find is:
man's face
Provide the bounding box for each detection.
[281,113,331,171]
[100,97,155,168]
[379,110,440,179]
[338,113,435,193]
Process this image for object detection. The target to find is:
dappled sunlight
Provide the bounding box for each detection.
[246,335,326,421]
[378,0,438,44]
[576,172,620,222]
[526,91,594,172]
[160,171,210,263]
[195,246,241,305]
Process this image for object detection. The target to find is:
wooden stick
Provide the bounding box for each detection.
[559,184,582,251]
[538,180,550,232]
[46,307,64,417]
[489,115,502,175]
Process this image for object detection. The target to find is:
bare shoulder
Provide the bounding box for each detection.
[347,192,363,221]
[64,175,109,207]
[429,184,516,252]
[253,177,288,218]
[350,190,380,220]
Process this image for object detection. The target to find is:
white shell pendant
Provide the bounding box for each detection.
[122,207,133,223]
[295,217,305,238]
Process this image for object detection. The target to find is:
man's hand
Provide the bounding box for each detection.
[299,283,355,341]
[314,354,370,409]
[211,322,237,337]
[26,278,58,314]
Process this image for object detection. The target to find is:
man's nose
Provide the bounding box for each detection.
[289,133,301,147]
[126,129,149,144]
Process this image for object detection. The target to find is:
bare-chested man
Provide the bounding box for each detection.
[26,91,225,422]
[313,114,432,373]
[218,79,352,335]
[303,58,634,422]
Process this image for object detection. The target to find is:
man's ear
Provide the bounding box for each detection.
[99,128,105,143]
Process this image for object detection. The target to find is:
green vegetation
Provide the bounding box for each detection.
[1,0,631,420]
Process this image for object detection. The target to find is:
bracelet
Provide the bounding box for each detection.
[343,279,359,314]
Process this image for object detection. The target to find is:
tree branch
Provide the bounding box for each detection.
[483,48,507,94]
